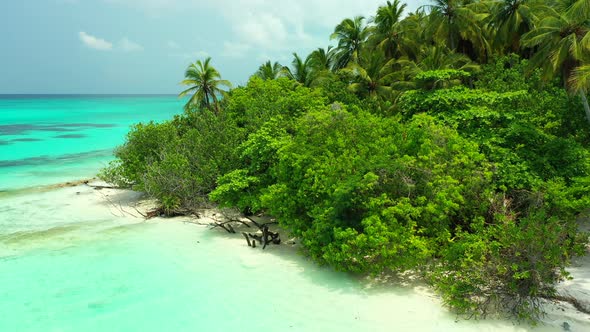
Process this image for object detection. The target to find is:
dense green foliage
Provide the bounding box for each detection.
[101,110,242,213]
[102,0,590,323]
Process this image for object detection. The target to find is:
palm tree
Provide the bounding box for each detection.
[374,0,407,35]
[394,44,480,91]
[254,61,287,80]
[308,46,337,72]
[521,6,589,81]
[486,0,538,54]
[391,9,431,61]
[423,0,490,61]
[341,50,397,101]
[569,64,590,123]
[284,53,315,87]
[331,16,370,69]
[414,44,479,73]
[552,0,590,20]
[178,57,231,113]
[522,4,590,124]
[371,0,408,59]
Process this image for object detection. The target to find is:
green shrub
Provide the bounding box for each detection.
[101,109,242,213]
[99,121,179,188]
[224,76,328,132]
[433,209,586,321]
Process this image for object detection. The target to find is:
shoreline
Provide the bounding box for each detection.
[0,177,98,199]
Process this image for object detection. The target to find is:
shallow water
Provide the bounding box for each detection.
[0,95,182,191]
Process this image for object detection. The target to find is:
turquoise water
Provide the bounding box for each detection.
[0,95,183,191]
[0,96,583,331]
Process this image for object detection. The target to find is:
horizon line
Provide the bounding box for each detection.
[0,93,183,99]
[0,93,179,95]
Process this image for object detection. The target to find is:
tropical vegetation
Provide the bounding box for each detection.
[101,0,590,322]
[178,57,232,113]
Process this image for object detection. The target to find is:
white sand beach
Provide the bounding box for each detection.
[0,182,588,331]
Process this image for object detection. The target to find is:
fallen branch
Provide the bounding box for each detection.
[87,183,123,190]
[547,295,590,315]
[246,224,281,249]
[244,216,277,229]
[208,220,246,233]
[204,214,281,249]
[242,232,252,247]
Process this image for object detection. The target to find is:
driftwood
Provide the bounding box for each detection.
[247,224,281,249]
[201,213,280,249]
[86,181,123,190]
[206,216,252,234]
[546,294,590,315]
[242,232,252,247]
[139,207,185,219]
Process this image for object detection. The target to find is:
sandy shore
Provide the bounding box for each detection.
[81,181,590,328]
[3,179,588,330]
[541,211,590,329]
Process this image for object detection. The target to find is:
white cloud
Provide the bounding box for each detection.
[203,0,419,56]
[169,50,209,60]
[221,42,251,58]
[103,0,425,57]
[79,31,113,51]
[166,39,208,59]
[119,37,144,52]
[234,12,288,48]
[79,32,144,52]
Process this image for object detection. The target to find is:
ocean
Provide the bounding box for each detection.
[0,95,183,191]
[0,95,581,331]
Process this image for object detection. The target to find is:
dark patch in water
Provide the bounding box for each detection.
[37,127,77,133]
[11,138,43,142]
[0,149,113,168]
[0,225,81,244]
[0,123,116,135]
[0,140,11,145]
[0,178,95,198]
[60,123,116,128]
[54,134,86,139]
[87,301,108,311]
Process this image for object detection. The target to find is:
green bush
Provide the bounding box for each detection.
[99,121,179,188]
[224,76,328,132]
[433,209,586,321]
[101,109,242,213]
[214,108,494,273]
[397,82,590,190]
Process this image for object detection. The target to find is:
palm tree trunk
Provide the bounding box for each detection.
[580,90,590,125]
[205,93,211,110]
[211,93,220,115]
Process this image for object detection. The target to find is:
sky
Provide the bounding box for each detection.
[0,0,424,94]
